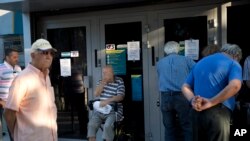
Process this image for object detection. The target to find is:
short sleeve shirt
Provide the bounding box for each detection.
[0,61,21,101]
[97,76,125,119]
[5,64,57,141]
[185,53,242,111]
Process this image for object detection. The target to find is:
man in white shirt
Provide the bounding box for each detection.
[0,48,22,140]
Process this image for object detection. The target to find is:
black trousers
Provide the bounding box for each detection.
[192,104,231,141]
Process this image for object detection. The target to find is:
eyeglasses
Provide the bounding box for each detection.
[37,50,55,57]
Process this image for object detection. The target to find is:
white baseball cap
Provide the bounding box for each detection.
[30,38,57,53]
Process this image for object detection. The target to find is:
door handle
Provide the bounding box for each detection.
[151,46,155,66]
[157,99,160,107]
[95,49,98,67]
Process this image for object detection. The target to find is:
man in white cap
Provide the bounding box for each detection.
[4,38,58,141]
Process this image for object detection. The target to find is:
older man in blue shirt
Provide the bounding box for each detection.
[157,41,195,141]
[182,43,242,141]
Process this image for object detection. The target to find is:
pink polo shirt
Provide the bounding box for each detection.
[6,64,57,141]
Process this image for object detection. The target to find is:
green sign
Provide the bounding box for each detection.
[106,48,126,75]
[61,52,71,57]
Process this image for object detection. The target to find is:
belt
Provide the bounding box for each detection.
[161,91,182,96]
[216,103,231,112]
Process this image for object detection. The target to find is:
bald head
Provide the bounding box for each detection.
[102,65,114,83]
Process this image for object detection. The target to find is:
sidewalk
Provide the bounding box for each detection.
[2,133,87,141]
[1,119,87,141]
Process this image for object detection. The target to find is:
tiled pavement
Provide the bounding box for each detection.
[2,133,87,141]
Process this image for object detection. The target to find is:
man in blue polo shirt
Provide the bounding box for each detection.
[182,43,242,141]
[157,41,195,141]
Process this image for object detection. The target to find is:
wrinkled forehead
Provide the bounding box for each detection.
[102,67,113,73]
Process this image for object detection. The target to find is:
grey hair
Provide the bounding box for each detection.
[220,43,242,61]
[164,41,179,55]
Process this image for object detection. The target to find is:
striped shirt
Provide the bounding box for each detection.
[243,56,250,81]
[97,76,125,119]
[0,61,21,101]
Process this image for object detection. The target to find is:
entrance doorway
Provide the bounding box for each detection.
[154,15,208,140]
[104,22,145,141]
[164,16,207,61]
[47,27,88,139]
[227,4,250,140]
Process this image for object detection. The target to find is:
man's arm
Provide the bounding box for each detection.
[3,108,16,138]
[182,83,195,102]
[0,99,6,108]
[107,95,124,103]
[94,82,106,97]
[182,83,202,111]
[100,95,124,107]
[210,79,241,106]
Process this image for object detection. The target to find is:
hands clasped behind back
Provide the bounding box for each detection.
[191,95,214,111]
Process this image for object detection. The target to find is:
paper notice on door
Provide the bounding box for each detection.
[127,41,140,61]
[185,39,199,60]
[60,58,71,77]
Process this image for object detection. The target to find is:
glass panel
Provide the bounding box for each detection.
[164,16,207,61]
[47,27,88,139]
[105,22,145,141]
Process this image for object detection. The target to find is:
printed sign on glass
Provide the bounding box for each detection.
[127,41,140,61]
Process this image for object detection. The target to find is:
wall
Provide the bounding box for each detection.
[0,10,24,67]
[0,11,13,35]
[0,11,23,35]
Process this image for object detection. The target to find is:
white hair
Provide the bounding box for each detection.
[220,43,242,61]
[164,41,179,55]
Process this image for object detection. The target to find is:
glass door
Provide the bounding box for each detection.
[98,13,154,140]
[104,22,144,141]
[47,27,88,139]
[155,15,208,141]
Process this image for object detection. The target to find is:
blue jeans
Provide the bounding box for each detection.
[161,92,192,141]
[192,104,231,141]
